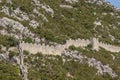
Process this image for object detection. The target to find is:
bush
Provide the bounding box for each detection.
[69,45,76,51]
[7,36,18,47]
[86,44,92,49]
[23,37,34,43]
[0,61,22,80]
[9,51,18,59]
[23,50,29,56]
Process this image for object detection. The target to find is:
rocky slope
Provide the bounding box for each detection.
[0,0,120,80]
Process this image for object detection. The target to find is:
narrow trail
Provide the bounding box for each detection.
[17,42,28,80]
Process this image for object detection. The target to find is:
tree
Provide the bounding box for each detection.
[7,36,18,47]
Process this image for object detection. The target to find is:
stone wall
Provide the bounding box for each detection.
[20,39,90,55]
[0,17,119,55]
[20,38,120,55]
[99,42,120,52]
[91,38,120,52]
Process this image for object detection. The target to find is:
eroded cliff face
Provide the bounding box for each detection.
[0,0,120,80]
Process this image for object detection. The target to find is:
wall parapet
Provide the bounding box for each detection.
[20,38,120,55]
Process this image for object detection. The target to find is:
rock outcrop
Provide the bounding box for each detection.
[62,50,118,78]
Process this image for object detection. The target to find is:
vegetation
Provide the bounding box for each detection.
[69,45,77,51]
[69,45,120,78]
[9,51,18,59]
[23,37,34,43]
[23,50,29,56]
[23,52,118,80]
[0,34,18,48]
[0,61,22,80]
[0,0,120,80]
[0,0,120,45]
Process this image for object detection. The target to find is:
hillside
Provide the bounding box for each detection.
[0,0,120,80]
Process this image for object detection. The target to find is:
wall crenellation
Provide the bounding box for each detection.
[20,38,120,55]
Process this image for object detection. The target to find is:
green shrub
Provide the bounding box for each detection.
[9,51,18,59]
[7,36,18,47]
[23,50,29,56]
[0,35,18,48]
[86,44,92,49]
[69,45,76,51]
[0,61,22,80]
[23,37,34,43]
